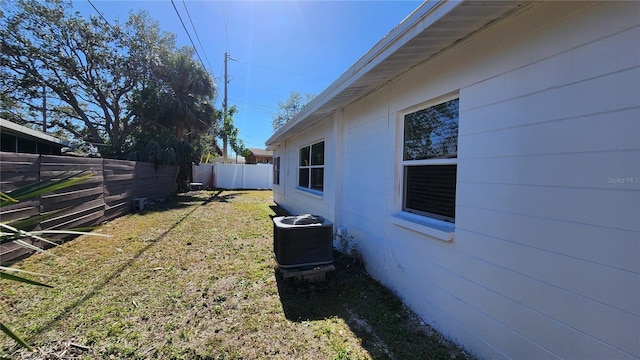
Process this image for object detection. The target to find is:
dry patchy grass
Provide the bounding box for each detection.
[1,190,472,360]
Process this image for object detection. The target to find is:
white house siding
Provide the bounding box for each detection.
[272,119,337,219]
[272,1,639,359]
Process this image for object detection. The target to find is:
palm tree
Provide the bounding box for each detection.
[154,51,215,140]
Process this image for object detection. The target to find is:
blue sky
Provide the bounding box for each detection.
[72,1,422,152]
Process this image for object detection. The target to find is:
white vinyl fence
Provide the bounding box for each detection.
[192,163,273,190]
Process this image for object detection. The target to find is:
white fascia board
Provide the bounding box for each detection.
[265,0,461,146]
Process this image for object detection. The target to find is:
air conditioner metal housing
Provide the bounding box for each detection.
[273,214,333,268]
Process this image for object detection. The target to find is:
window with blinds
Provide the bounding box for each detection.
[402,97,459,223]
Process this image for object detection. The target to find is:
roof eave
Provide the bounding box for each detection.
[265,1,445,147]
[265,0,528,148]
[0,118,70,147]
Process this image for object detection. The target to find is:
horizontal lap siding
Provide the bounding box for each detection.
[270,2,639,359]
[341,92,391,265]
[339,1,639,359]
[453,1,639,358]
[278,120,335,217]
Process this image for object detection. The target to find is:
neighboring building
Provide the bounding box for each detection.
[211,155,245,164]
[0,118,69,155]
[245,148,273,164]
[266,1,639,359]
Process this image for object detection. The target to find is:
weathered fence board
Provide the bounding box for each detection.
[0,152,40,191]
[0,152,179,263]
[0,200,39,224]
[103,159,137,221]
[41,199,105,230]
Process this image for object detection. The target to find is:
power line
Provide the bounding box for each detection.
[82,0,222,116]
[221,0,230,53]
[169,0,208,78]
[181,0,214,78]
[229,101,277,115]
[232,77,291,98]
[179,1,222,108]
[236,60,324,81]
[169,0,222,109]
[228,98,277,111]
[87,0,111,27]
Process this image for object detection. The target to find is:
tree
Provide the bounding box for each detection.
[128,47,217,160]
[220,105,239,163]
[151,50,215,141]
[0,0,178,157]
[229,131,246,164]
[272,91,315,130]
[126,62,217,188]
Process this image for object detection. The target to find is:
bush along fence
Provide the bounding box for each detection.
[0,152,179,262]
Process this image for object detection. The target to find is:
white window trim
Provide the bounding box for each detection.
[394,92,459,241]
[295,186,323,199]
[391,212,455,242]
[273,156,280,186]
[297,140,325,193]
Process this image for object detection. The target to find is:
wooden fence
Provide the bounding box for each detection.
[0,152,179,262]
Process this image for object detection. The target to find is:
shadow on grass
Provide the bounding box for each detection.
[208,191,248,203]
[133,189,247,215]
[269,204,291,218]
[275,252,471,360]
[27,190,227,340]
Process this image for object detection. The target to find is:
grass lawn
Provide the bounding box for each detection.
[1,190,472,359]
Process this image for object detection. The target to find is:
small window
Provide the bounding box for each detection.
[273,157,280,185]
[298,141,324,192]
[402,97,459,222]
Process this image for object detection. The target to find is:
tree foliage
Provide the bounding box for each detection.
[128,48,218,169]
[0,0,217,159]
[272,91,315,130]
[134,49,215,141]
[403,99,459,161]
[219,105,241,163]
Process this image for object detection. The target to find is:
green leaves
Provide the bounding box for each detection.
[1,322,33,351]
[0,170,110,350]
[0,0,204,158]
[0,171,94,207]
[0,268,53,288]
[272,91,316,130]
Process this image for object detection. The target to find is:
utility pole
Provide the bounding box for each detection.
[42,81,47,133]
[222,52,236,163]
[223,52,228,163]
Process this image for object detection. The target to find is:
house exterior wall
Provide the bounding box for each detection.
[272,118,338,220]
[271,2,639,359]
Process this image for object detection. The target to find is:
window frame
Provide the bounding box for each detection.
[297,140,324,193]
[400,93,459,225]
[273,156,280,185]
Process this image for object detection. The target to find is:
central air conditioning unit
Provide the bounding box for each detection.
[272,214,333,268]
